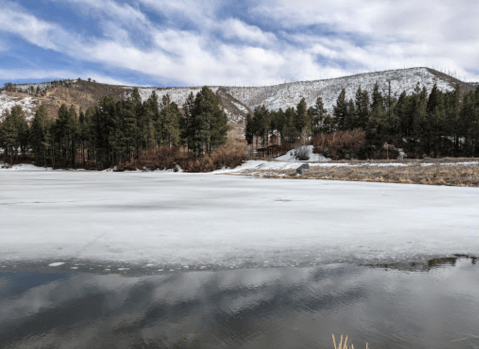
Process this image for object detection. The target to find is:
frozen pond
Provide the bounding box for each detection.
[1,170,479,348]
[1,257,479,349]
[0,170,478,269]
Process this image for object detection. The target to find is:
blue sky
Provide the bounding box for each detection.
[1,0,478,87]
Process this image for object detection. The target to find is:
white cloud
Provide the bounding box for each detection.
[252,0,479,80]
[221,19,276,45]
[0,68,137,87]
[1,0,479,85]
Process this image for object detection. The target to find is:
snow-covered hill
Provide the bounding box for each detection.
[224,67,464,113]
[1,68,475,124]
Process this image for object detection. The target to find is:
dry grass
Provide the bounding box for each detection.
[236,158,479,187]
[332,334,369,349]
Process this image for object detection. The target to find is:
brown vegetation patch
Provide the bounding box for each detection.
[117,138,248,172]
[235,158,479,187]
[312,129,366,160]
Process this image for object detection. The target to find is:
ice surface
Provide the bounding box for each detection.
[1,169,478,269]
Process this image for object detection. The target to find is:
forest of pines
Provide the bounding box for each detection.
[246,82,479,159]
[0,86,229,170]
[1,81,479,171]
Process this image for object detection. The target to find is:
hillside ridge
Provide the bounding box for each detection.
[1,67,476,124]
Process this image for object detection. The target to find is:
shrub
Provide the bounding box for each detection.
[295,146,310,160]
[116,138,248,172]
[312,129,366,160]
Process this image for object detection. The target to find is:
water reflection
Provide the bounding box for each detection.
[1,258,479,349]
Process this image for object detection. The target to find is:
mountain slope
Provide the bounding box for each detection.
[1,67,476,124]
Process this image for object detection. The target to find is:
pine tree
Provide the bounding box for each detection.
[309,96,327,135]
[333,89,348,130]
[295,98,309,134]
[252,105,270,147]
[355,87,370,130]
[30,105,50,165]
[283,107,300,143]
[245,113,254,146]
[182,92,196,152]
[345,99,356,130]
[189,87,228,155]
[272,108,286,142]
[159,94,181,147]
[9,106,29,157]
[146,91,161,147]
[367,83,388,146]
[411,87,428,155]
[426,84,446,157]
[445,84,461,156]
[0,110,18,163]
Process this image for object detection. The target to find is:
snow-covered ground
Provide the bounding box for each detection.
[1,168,478,270]
[275,145,331,162]
[218,159,479,175]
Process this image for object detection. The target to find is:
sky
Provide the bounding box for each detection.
[0,0,478,87]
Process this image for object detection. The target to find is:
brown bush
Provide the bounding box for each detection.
[116,138,248,172]
[312,129,366,160]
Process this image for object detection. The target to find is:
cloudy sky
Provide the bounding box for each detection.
[1,0,478,87]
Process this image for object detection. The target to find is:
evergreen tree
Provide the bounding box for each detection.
[189,87,228,155]
[354,87,370,130]
[410,86,429,155]
[367,83,388,146]
[30,105,50,165]
[309,96,328,135]
[159,94,182,147]
[252,105,270,147]
[345,99,356,130]
[333,89,348,130]
[146,91,161,147]
[245,113,254,145]
[445,84,461,156]
[395,91,410,137]
[182,92,196,152]
[426,84,446,157]
[0,110,18,163]
[272,108,286,142]
[283,107,300,143]
[295,98,309,134]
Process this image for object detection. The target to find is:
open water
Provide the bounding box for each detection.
[1,256,479,349]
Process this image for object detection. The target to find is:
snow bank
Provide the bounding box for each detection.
[0,162,52,171]
[275,145,331,162]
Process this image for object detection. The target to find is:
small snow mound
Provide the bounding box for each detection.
[49,262,65,267]
[275,145,331,162]
[397,148,407,159]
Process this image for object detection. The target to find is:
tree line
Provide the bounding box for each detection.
[245,82,479,158]
[0,86,228,168]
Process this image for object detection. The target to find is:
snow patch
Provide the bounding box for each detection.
[49,262,65,267]
[275,145,331,162]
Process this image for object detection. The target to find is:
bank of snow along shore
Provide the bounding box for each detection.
[223,157,479,187]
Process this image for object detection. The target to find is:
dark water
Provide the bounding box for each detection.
[1,257,479,349]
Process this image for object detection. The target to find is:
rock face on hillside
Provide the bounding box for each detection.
[2,68,476,124]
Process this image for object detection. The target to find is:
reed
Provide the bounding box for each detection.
[332,334,369,349]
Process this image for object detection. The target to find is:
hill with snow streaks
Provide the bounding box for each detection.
[1,68,476,124]
[223,67,473,113]
[0,92,38,121]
